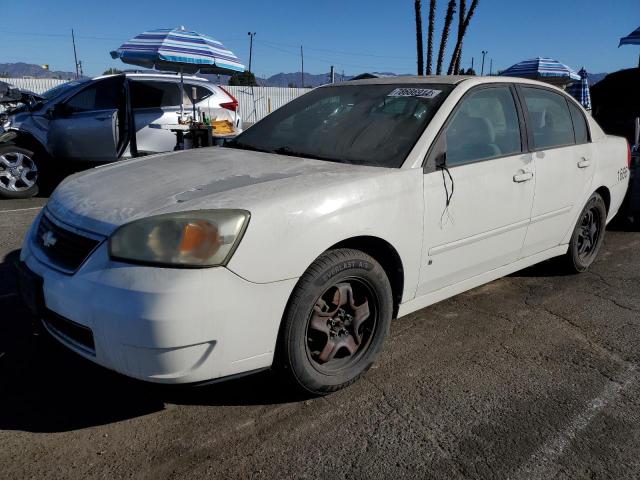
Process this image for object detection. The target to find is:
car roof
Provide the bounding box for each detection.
[336,75,566,90]
[93,72,210,82]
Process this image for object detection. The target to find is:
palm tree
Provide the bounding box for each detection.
[448,0,479,74]
[448,0,466,74]
[436,0,457,75]
[426,0,437,74]
[415,0,425,75]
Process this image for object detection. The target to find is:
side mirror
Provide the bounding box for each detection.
[424,134,447,173]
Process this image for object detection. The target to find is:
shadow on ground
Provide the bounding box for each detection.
[0,250,303,434]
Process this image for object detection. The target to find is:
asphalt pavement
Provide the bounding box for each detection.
[1,191,639,479]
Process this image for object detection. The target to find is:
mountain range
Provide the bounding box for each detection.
[0,62,610,87]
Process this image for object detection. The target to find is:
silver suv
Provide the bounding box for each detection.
[0,73,241,198]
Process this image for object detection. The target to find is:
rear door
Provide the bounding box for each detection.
[517,86,596,257]
[129,79,182,154]
[48,76,127,162]
[417,84,535,295]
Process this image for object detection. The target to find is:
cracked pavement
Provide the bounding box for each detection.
[1,195,639,479]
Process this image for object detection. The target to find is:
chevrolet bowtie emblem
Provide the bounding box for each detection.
[41,230,57,248]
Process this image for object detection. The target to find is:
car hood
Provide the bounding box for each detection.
[46,147,390,236]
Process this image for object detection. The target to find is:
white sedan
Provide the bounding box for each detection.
[18,76,630,394]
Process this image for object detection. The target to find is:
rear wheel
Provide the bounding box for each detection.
[562,193,607,273]
[0,145,39,199]
[276,249,393,395]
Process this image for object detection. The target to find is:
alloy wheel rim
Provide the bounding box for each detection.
[577,206,601,261]
[0,152,38,192]
[305,278,378,374]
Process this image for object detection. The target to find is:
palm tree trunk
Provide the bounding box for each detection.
[426,0,437,74]
[437,0,457,75]
[415,0,425,75]
[448,0,479,74]
[449,0,466,74]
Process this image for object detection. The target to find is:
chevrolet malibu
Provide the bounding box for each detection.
[18,77,630,394]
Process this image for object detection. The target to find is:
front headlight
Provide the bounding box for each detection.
[109,209,250,267]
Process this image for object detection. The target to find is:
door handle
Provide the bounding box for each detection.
[578,158,591,168]
[513,171,534,183]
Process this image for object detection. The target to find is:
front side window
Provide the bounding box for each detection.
[130,80,181,109]
[445,86,522,166]
[229,84,454,168]
[521,87,575,149]
[66,78,122,112]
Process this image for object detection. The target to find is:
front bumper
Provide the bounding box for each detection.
[20,219,297,384]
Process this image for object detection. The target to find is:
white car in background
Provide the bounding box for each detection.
[18,76,629,394]
[0,72,241,198]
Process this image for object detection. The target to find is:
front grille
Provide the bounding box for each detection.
[44,310,95,354]
[34,213,102,272]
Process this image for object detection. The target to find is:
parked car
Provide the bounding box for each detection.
[0,73,241,199]
[18,76,629,394]
[591,68,640,224]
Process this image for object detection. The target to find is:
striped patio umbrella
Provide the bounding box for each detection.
[568,68,592,110]
[110,26,245,74]
[111,26,245,117]
[501,57,581,86]
[619,26,640,67]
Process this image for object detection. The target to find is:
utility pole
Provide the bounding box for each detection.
[247,32,256,73]
[78,60,83,76]
[71,28,79,79]
[489,58,493,76]
[471,57,474,73]
[329,65,335,84]
[300,45,304,88]
[481,50,487,76]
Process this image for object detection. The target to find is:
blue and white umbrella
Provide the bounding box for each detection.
[619,26,640,68]
[111,26,245,117]
[501,57,581,85]
[110,26,245,74]
[568,68,592,110]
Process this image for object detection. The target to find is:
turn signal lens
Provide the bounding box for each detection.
[109,210,250,267]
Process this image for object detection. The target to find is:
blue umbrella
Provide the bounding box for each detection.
[111,27,245,117]
[619,26,640,67]
[501,57,581,86]
[568,68,592,110]
[110,26,245,74]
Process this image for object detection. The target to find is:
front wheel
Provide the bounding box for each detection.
[562,192,607,273]
[0,145,39,199]
[276,249,393,395]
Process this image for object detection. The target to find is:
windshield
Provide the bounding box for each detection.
[41,80,90,100]
[230,83,453,168]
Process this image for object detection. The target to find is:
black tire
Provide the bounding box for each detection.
[276,248,393,395]
[562,192,607,273]
[0,145,40,199]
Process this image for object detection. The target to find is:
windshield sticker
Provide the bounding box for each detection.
[388,88,441,99]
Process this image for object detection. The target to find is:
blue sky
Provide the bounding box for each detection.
[3,0,640,77]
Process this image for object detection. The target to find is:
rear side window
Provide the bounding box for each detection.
[568,101,590,144]
[130,80,181,108]
[521,87,575,149]
[445,86,522,166]
[183,84,214,106]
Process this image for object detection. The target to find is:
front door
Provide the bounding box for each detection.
[517,86,596,257]
[48,76,128,162]
[417,85,535,296]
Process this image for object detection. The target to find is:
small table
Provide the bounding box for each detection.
[153,124,214,150]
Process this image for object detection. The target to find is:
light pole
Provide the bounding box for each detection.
[247,32,256,73]
[481,50,487,76]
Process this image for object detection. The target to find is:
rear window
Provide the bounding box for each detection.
[183,84,214,106]
[521,87,575,150]
[130,80,181,108]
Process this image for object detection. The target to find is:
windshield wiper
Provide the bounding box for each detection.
[272,146,341,163]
